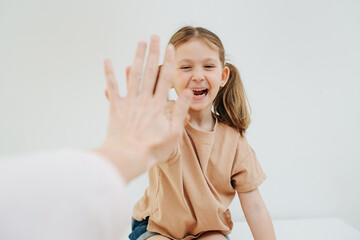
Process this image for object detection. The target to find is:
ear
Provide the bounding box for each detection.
[221,66,230,87]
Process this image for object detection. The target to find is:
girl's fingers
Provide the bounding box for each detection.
[141,35,160,95]
[171,89,192,131]
[127,42,147,99]
[104,59,121,108]
[154,44,175,103]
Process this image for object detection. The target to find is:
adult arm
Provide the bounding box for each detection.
[0,150,129,240]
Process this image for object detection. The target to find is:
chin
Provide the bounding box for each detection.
[189,103,211,112]
[189,106,203,111]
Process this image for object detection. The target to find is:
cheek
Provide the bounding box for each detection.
[208,71,223,85]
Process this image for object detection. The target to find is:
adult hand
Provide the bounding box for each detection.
[96,35,192,182]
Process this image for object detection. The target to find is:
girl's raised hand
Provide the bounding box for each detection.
[97,35,192,182]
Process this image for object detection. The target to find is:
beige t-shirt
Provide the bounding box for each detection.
[133,117,266,239]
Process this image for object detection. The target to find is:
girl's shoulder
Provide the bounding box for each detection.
[216,120,245,139]
[217,121,252,153]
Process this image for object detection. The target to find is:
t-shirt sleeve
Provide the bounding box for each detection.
[231,138,267,193]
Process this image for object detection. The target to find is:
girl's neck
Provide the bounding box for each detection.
[188,107,215,132]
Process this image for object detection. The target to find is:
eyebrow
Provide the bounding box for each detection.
[178,58,218,63]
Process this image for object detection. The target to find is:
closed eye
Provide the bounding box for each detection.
[205,65,215,69]
[180,66,191,70]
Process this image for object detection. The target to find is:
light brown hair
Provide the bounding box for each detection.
[169,26,251,136]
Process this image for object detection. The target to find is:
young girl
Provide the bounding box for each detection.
[129,26,275,240]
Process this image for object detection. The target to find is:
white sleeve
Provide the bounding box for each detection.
[0,149,130,240]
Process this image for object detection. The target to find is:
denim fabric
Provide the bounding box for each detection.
[128,217,158,240]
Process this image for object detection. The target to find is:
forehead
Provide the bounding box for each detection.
[175,39,220,62]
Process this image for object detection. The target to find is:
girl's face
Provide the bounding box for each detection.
[172,39,229,112]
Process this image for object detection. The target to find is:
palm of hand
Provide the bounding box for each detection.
[103,36,191,170]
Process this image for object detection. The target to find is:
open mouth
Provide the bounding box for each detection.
[192,88,208,97]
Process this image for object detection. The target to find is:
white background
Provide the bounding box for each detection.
[1,0,359,232]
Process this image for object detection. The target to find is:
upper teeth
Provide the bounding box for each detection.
[192,88,207,91]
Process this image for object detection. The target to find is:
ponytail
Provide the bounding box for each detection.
[213,63,251,136]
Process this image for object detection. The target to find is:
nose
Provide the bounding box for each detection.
[191,67,205,82]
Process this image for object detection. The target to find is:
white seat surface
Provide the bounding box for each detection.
[230,218,360,240]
